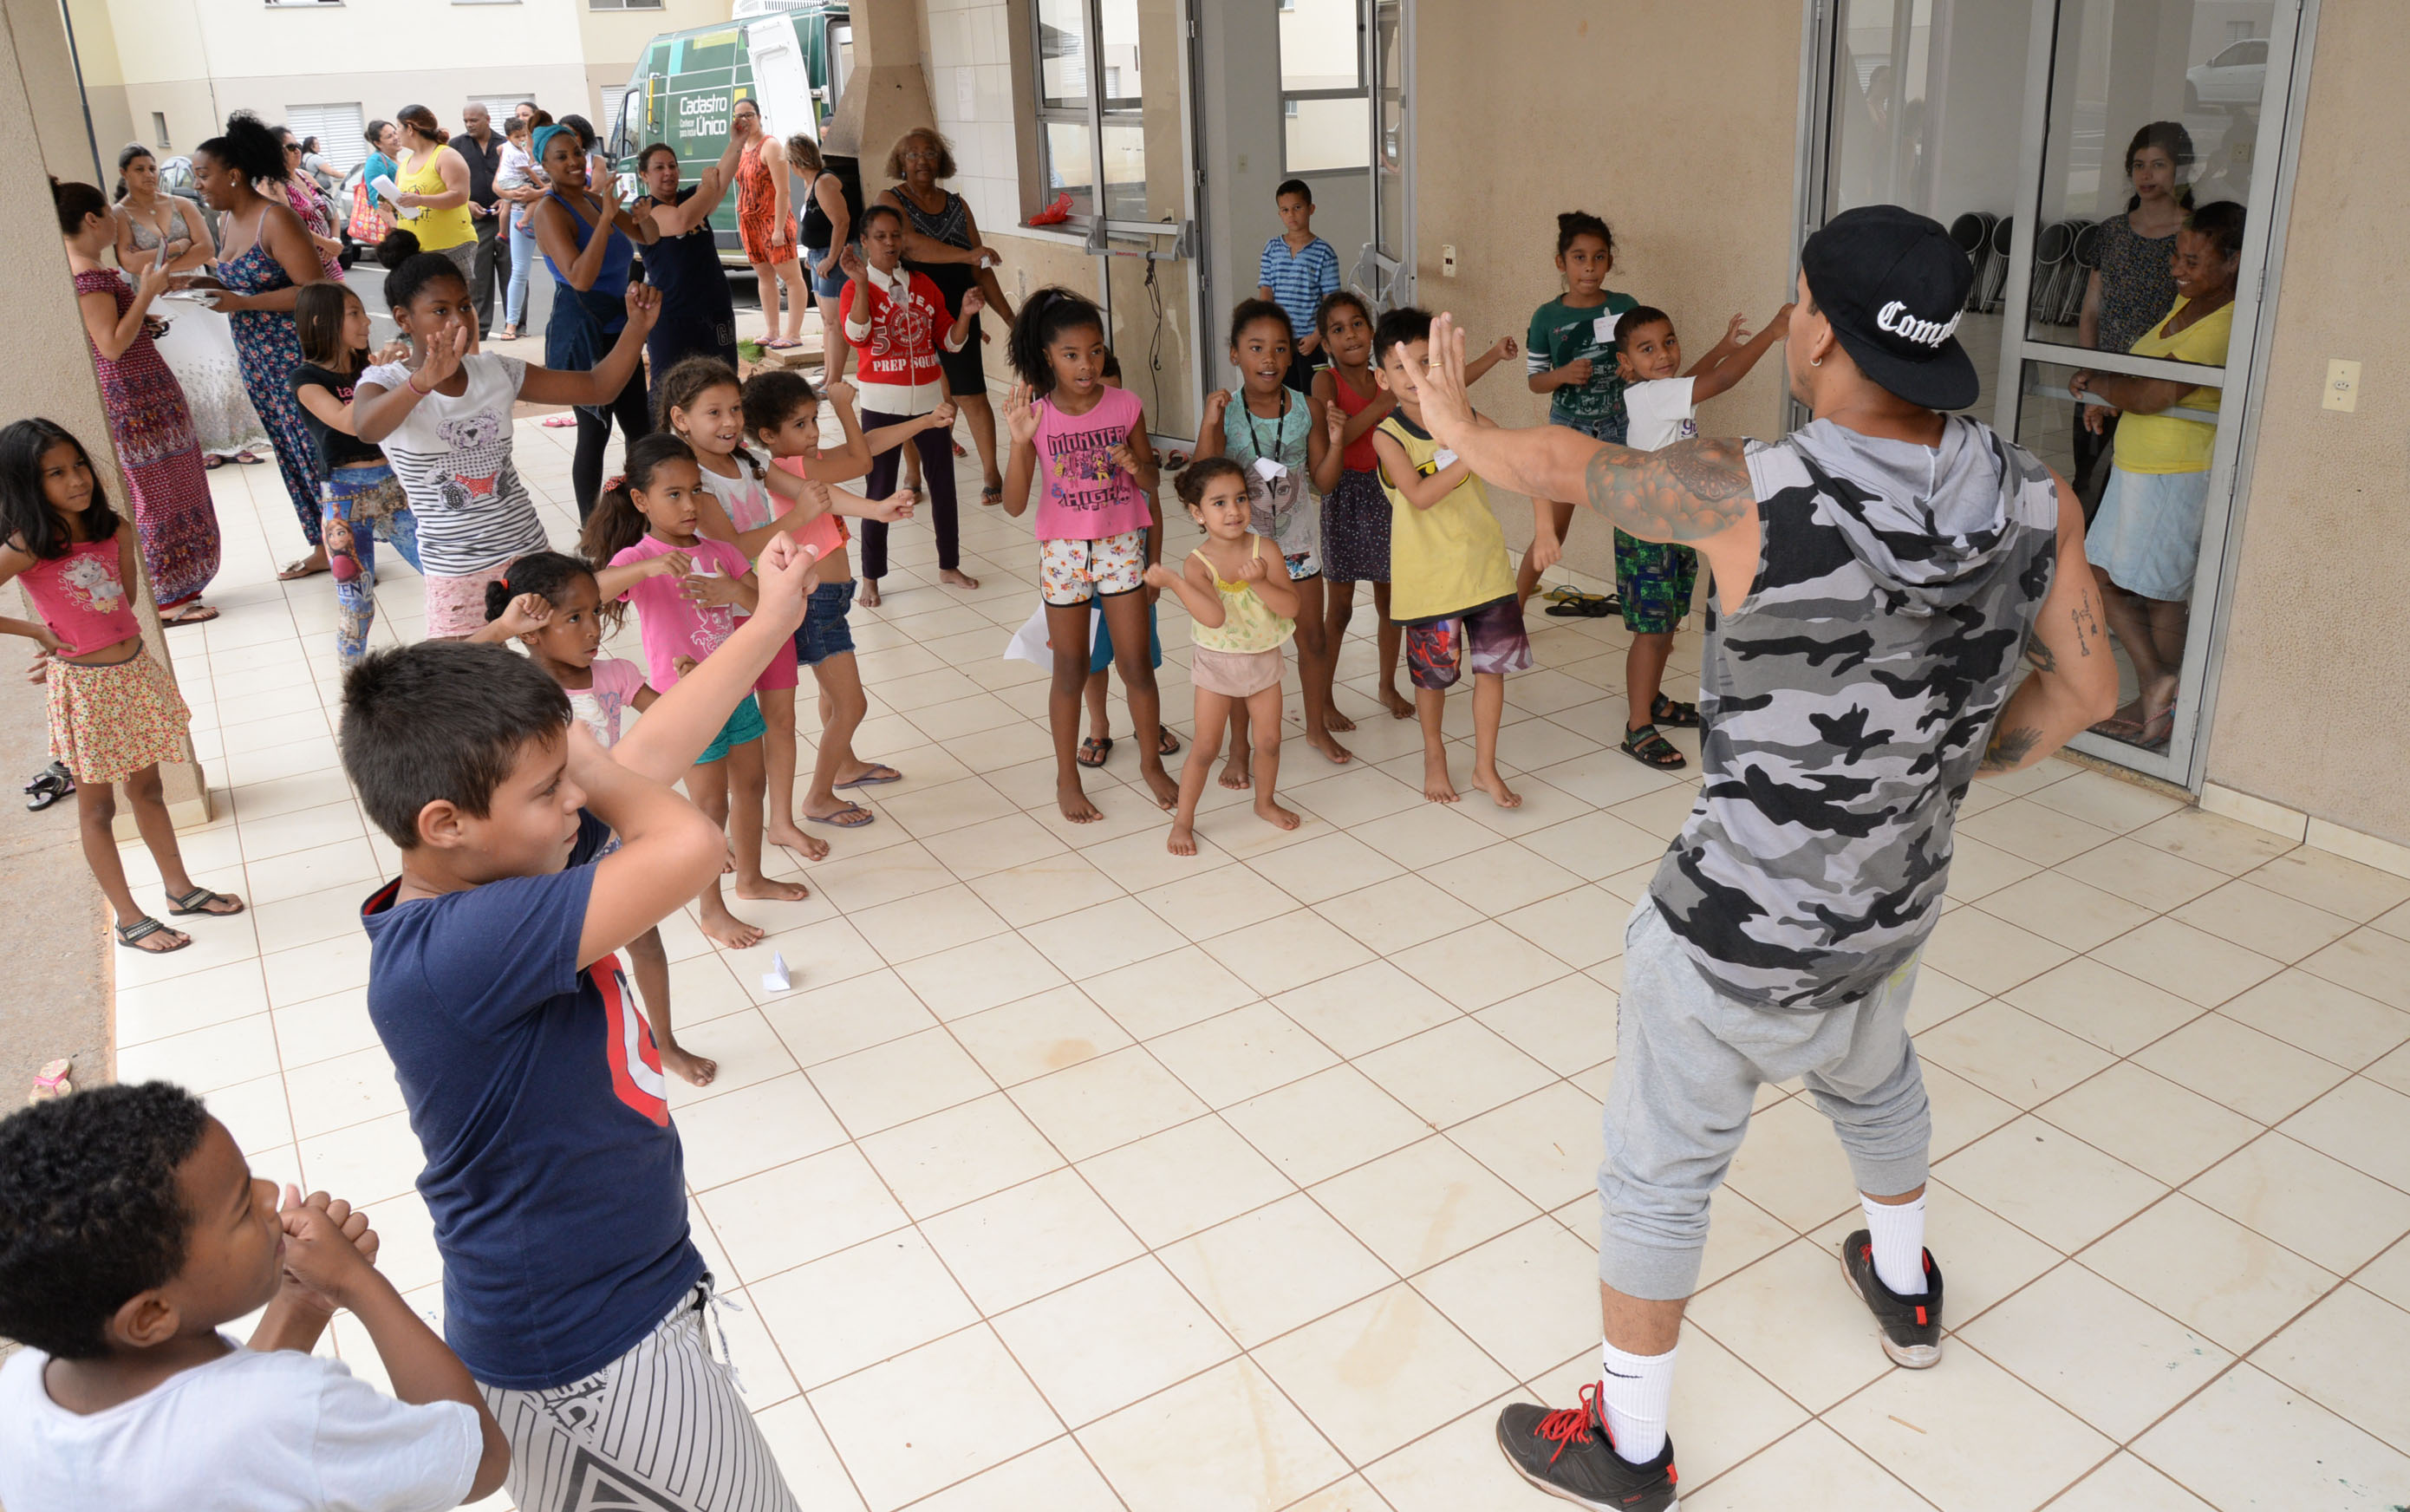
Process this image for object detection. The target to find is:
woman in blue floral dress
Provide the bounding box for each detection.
[191,113,333,579]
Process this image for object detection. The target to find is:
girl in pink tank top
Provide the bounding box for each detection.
[0,420,243,953]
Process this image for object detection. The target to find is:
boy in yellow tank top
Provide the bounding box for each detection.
[1369,307,1531,807]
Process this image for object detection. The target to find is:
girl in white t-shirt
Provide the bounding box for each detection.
[353,237,661,638]
[1607,302,1791,771]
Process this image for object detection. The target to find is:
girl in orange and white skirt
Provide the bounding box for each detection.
[0,420,243,953]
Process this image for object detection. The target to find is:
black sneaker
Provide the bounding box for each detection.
[1840,1228,1944,1367]
[1495,1384,1677,1511]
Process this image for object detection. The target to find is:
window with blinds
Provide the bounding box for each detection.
[283,101,368,171]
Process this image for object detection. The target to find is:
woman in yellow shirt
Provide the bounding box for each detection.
[2068,200,2244,749]
[389,104,478,284]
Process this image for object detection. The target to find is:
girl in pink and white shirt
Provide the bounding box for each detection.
[580,433,817,957]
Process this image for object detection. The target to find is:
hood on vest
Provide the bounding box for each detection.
[1785,414,2037,609]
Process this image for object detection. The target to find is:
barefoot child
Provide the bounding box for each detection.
[1370,307,1530,808]
[0,1083,510,1510]
[342,531,817,1512]
[581,433,815,948]
[1201,298,1349,770]
[1000,286,1180,822]
[838,205,981,607]
[1609,302,1792,770]
[1312,292,1520,725]
[1151,458,1302,855]
[1311,290,1410,720]
[1520,211,1638,605]
[1078,349,1181,772]
[0,420,244,954]
[472,550,715,1086]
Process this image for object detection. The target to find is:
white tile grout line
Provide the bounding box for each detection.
[101,425,2410,1510]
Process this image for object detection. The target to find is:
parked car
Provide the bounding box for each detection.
[2187,37,2267,111]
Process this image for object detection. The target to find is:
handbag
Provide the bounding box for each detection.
[348,181,392,245]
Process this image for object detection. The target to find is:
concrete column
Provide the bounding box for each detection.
[0,0,212,832]
[819,0,937,163]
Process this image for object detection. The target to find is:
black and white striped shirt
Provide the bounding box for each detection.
[363,355,549,578]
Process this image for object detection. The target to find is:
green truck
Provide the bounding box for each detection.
[603,2,853,266]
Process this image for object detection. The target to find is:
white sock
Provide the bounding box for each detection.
[1862,1193,1927,1296]
[1598,1339,1677,1465]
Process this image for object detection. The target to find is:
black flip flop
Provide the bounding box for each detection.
[115,916,190,953]
[166,886,244,917]
[23,761,73,812]
[1077,735,1113,769]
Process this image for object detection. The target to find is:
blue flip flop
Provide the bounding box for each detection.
[804,803,876,828]
[833,766,902,790]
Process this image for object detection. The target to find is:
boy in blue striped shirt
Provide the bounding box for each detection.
[1257,179,1342,393]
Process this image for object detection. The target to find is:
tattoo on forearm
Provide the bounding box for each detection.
[1583,435,1754,543]
[2069,596,2101,657]
[1979,724,2042,773]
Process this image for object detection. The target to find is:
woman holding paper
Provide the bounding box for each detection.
[391,104,479,284]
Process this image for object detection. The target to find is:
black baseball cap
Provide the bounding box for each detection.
[1800,205,1980,411]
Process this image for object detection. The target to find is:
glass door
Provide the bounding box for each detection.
[1802,0,2309,785]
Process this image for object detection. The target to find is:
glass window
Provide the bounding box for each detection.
[1036,0,1090,109]
[2026,0,2274,347]
[1280,0,1367,172]
[1100,118,1147,222]
[677,29,738,74]
[1042,120,1094,216]
[1821,0,2035,418]
[1098,0,1143,108]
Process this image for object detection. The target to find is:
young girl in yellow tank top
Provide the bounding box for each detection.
[1147,457,1303,856]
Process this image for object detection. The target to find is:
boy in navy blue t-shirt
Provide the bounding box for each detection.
[342,536,818,1512]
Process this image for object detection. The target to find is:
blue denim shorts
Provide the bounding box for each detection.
[795,580,858,668]
[802,245,851,301]
[696,694,766,765]
[1089,596,1163,675]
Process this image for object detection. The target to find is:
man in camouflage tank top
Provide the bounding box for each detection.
[1417,208,2118,1511]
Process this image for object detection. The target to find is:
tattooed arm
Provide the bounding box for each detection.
[1977,476,2120,775]
[1416,313,1764,597]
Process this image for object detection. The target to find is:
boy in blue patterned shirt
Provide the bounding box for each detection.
[1257,179,1341,393]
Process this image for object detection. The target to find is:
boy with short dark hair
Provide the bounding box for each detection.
[1606,301,1791,771]
[1369,305,1531,809]
[342,537,817,1512]
[1257,178,1341,393]
[0,1081,508,1511]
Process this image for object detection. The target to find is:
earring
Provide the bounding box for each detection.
[1809,355,1823,367]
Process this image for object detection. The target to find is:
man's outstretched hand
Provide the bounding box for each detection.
[1420,314,1478,450]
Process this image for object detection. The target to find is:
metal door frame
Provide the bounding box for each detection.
[1361,0,1414,310]
[1794,0,2318,791]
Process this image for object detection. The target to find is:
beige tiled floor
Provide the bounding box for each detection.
[106,424,2410,1510]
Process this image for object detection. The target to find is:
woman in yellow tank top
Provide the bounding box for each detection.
[390,104,477,279]
[1146,458,1304,857]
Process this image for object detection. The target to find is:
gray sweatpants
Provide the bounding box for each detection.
[1599,900,1932,1300]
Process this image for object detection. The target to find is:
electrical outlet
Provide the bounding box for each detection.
[2323,358,2361,413]
[1442,244,1458,277]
